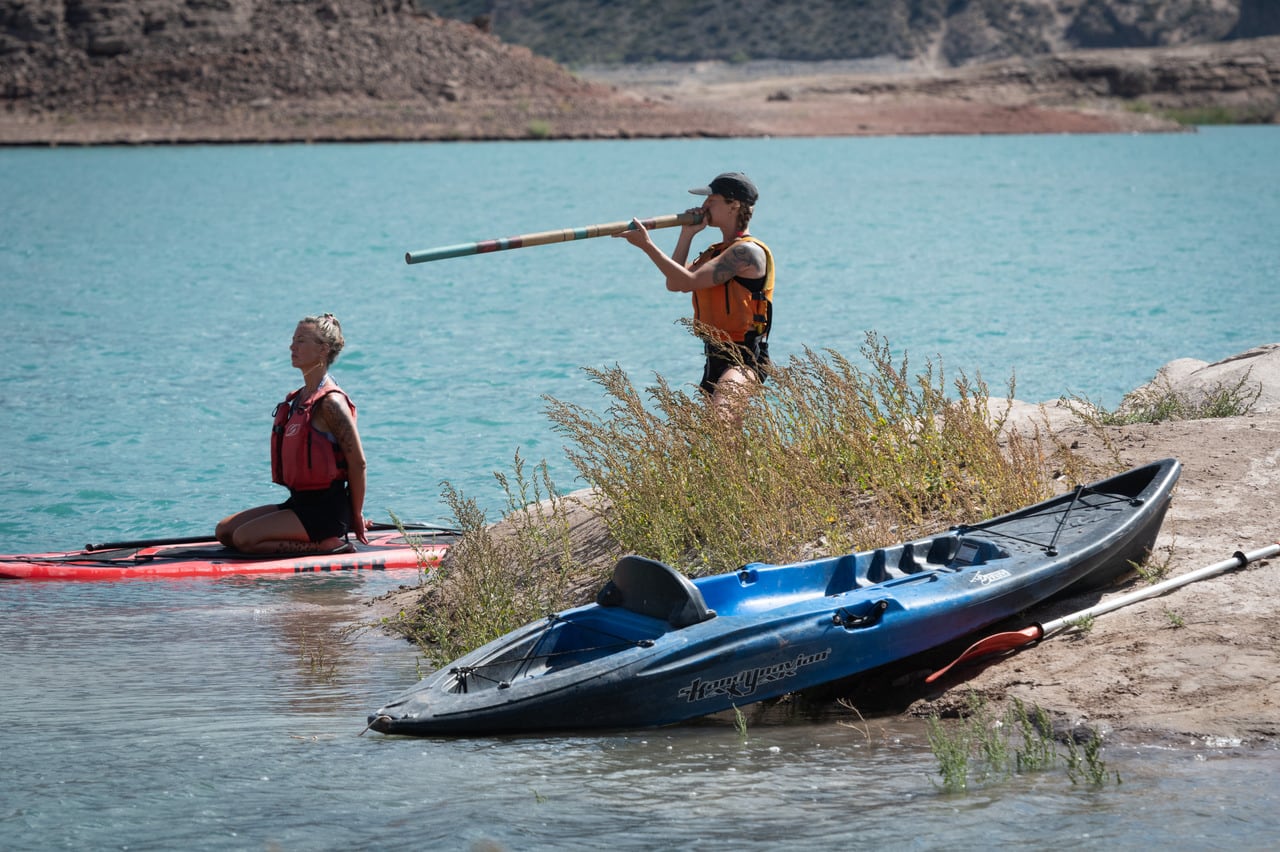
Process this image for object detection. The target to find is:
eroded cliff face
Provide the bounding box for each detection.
[2,0,254,57]
[904,35,1280,113]
[1,0,597,110]
[414,0,1280,66]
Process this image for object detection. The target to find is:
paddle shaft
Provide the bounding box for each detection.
[86,535,214,551]
[405,211,703,264]
[1039,542,1280,636]
[925,541,1280,683]
[84,522,459,552]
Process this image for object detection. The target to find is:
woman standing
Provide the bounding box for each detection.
[216,313,368,553]
[615,171,775,412]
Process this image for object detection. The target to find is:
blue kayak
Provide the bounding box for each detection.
[368,458,1180,736]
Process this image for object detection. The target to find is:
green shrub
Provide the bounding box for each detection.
[1063,370,1260,426]
[1160,104,1279,126]
[383,453,586,665]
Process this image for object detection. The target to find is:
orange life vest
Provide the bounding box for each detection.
[270,379,355,492]
[689,236,775,345]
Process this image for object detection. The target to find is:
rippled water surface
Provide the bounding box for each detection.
[3,129,1278,849]
[5,574,1279,849]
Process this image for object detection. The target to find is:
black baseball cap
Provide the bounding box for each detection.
[689,172,759,205]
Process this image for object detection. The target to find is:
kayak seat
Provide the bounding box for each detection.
[597,555,717,629]
[947,537,1009,567]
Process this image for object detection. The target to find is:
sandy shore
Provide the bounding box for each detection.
[574,59,1187,138]
[915,410,1280,746]
[0,86,1175,145]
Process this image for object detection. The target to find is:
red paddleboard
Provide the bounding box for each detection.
[0,524,459,581]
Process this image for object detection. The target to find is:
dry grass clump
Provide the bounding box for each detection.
[391,332,1061,664]
[1062,370,1260,426]
[547,332,1051,575]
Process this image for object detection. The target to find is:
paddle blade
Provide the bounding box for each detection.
[924,543,1279,686]
[924,625,1045,684]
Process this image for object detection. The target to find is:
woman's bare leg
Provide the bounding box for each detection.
[224,508,333,554]
[215,504,278,548]
[710,365,758,426]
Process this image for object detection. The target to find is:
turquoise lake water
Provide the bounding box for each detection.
[2,128,1278,849]
[2,128,1278,551]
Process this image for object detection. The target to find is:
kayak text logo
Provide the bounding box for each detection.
[677,648,832,703]
[971,568,1013,585]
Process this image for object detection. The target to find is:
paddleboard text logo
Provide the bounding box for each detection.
[677,648,832,703]
[971,568,1012,585]
[291,559,387,573]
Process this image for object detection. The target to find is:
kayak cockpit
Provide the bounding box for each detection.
[441,612,665,693]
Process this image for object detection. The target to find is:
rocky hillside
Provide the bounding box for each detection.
[2,1,600,114]
[3,0,825,143]
[2,0,1277,144]
[420,0,1280,66]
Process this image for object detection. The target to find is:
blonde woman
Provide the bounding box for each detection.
[216,313,368,553]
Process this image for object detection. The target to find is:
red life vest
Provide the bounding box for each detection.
[689,235,775,345]
[270,380,355,491]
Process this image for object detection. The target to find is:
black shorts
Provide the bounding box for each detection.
[700,339,770,395]
[280,482,352,542]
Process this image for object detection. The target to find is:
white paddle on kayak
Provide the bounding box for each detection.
[404,211,702,264]
[925,541,1280,683]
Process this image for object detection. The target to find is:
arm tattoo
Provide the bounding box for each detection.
[711,243,762,285]
[322,397,357,452]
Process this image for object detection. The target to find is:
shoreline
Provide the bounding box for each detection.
[0,93,1182,147]
[368,346,1280,746]
[8,36,1280,146]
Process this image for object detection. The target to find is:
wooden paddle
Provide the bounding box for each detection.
[925,541,1280,684]
[405,211,703,264]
